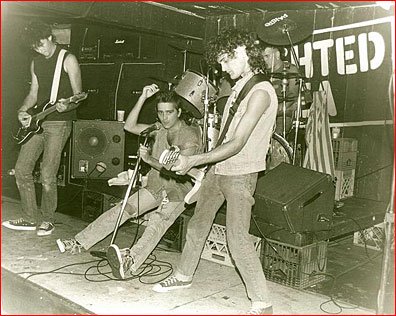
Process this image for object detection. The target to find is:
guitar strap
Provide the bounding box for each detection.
[215,73,269,147]
[49,49,67,104]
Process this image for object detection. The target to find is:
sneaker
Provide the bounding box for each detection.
[247,306,273,315]
[56,238,83,254]
[36,221,54,236]
[152,276,192,293]
[107,244,133,279]
[2,218,36,231]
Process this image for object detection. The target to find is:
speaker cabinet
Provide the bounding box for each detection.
[253,163,335,233]
[78,63,119,120]
[71,120,125,179]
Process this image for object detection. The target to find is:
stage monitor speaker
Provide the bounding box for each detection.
[71,120,125,179]
[253,163,335,233]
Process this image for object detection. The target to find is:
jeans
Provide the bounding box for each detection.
[174,169,271,305]
[15,121,72,224]
[75,188,184,271]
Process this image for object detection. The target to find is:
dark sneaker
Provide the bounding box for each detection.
[107,245,133,279]
[36,221,54,236]
[152,276,192,292]
[2,218,36,231]
[56,238,83,254]
[247,306,273,315]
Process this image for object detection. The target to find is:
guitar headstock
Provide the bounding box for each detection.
[159,146,181,170]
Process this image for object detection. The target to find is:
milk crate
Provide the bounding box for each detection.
[333,151,358,170]
[332,138,358,152]
[261,239,328,289]
[332,138,358,171]
[353,222,394,251]
[334,169,355,200]
[201,223,262,268]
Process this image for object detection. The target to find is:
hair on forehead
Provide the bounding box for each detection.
[205,28,264,72]
[22,21,54,49]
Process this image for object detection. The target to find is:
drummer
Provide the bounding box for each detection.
[261,46,299,136]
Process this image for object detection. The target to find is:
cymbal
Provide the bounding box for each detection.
[256,11,314,46]
[270,72,299,79]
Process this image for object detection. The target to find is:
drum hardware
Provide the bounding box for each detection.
[292,79,304,165]
[258,12,314,166]
[269,71,299,79]
[267,132,293,170]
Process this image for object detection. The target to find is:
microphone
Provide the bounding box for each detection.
[140,123,160,135]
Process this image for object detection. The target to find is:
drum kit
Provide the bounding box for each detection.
[153,13,314,168]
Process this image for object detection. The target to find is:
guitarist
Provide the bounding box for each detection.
[2,22,82,236]
[56,87,203,279]
[153,29,278,315]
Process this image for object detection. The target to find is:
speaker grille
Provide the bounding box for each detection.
[75,127,109,157]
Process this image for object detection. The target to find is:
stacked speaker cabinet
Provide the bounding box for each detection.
[71,120,125,179]
[252,163,335,233]
[78,63,120,120]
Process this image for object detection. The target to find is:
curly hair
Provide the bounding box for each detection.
[21,21,54,48]
[205,28,265,72]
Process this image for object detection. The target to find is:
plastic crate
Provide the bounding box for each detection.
[334,169,355,200]
[353,222,394,251]
[333,151,358,170]
[332,138,358,152]
[261,239,328,289]
[201,223,262,268]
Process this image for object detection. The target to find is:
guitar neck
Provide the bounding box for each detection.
[35,105,58,121]
[34,95,77,121]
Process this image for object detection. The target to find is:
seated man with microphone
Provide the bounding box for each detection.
[56,84,202,279]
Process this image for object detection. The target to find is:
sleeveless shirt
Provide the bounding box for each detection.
[34,45,76,121]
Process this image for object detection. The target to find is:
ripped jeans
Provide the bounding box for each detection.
[75,188,185,271]
[174,169,271,306]
[15,121,72,224]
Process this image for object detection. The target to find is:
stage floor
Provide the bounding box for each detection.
[1,196,391,315]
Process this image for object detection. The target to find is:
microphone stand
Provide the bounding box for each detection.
[109,135,149,245]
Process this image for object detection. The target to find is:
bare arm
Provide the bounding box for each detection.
[17,61,39,125]
[56,54,82,112]
[172,89,271,174]
[19,61,38,112]
[124,84,159,135]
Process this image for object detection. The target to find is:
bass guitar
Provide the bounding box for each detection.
[159,146,205,204]
[14,92,88,145]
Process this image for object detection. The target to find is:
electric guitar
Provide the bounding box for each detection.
[14,92,88,145]
[159,146,205,204]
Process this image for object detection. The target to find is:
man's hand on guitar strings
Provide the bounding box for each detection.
[55,99,70,112]
[18,111,31,127]
[171,154,194,175]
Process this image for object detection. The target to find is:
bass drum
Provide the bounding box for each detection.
[266,132,293,170]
